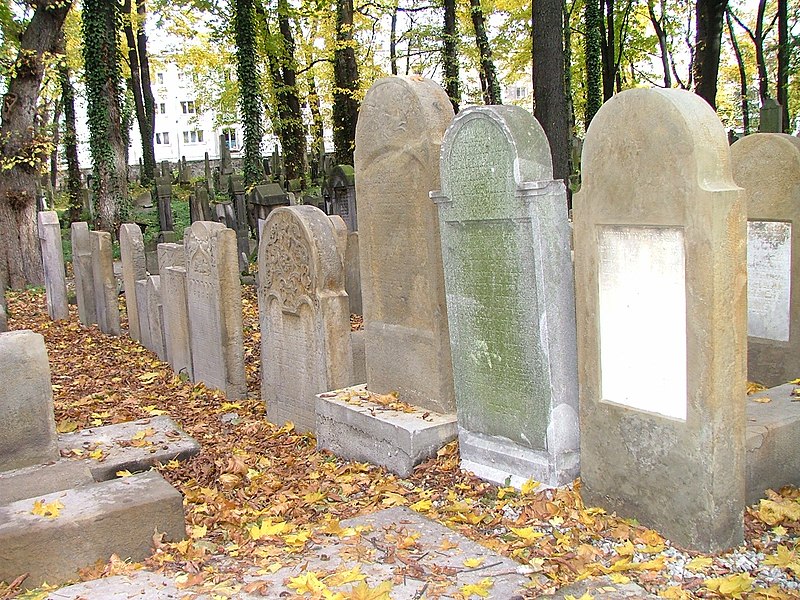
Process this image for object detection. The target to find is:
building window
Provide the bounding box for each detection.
[183,130,204,144]
[159,102,166,114]
[180,100,196,114]
[223,128,238,150]
[515,86,527,100]
[155,132,170,145]
[156,72,164,84]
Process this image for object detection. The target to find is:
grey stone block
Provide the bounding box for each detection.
[350,329,366,385]
[45,572,180,599]
[316,385,457,477]
[0,471,186,589]
[0,460,94,505]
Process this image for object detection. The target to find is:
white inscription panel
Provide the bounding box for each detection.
[599,226,687,420]
[747,221,791,342]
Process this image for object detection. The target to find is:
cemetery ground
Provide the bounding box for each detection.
[2,289,800,600]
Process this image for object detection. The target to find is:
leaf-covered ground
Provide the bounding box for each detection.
[2,288,800,599]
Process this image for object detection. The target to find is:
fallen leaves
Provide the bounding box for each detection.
[30,499,64,519]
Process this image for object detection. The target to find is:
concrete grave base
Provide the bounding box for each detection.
[746,383,800,504]
[459,428,579,489]
[316,385,457,477]
[0,460,94,505]
[0,471,186,589]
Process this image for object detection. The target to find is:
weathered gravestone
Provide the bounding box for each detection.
[204,152,214,194]
[37,211,69,321]
[731,133,800,387]
[229,174,250,272]
[0,301,6,333]
[119,224,147,341]
[185,221,246,399]
[345,232,362,315]
[431,105,579,488]
[759,98,784,133]
[191,183,213,223]
[145,275,166,360]
[259,207,353,433]
[135,279,152,350]
[90,231,121,336]
[155,162,174,232]
[157,243,191,375]
[354,76,456,414]
[328,165,357,231]
[0,330,59,472]
[70,222,98,327]
[573,88,746,552]
[249,183,290,236]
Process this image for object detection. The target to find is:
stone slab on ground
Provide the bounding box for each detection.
[45,572,180,599]
[58,416,200,481]
[0,471,186,589]
[746,383,800,504]
[316,385,457,477]
[0,460,94,505]
[538,576,660,599]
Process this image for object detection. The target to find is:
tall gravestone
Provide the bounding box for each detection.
[157,243,191,375]
[354,76,456,414]
[328,165,357,231]
[573,88,746,552]
[70,222,98,327]
[259,206,353,433]
[145,275,166,360]
[432,106,579,487]
[155,164,174,233]
[0,330,59,472]
[90,231,121,336]
[119,224,147,341]
[185,221,246,399]
[732,133,800,386]
[37,211,69,321]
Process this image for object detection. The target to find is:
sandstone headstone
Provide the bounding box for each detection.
[37,211,69,321]
[145,275,166,360]
[220,136,233,175]
[354,75,456,413]
[0,330,59,472]
[259,207,353,433]
[345,232,362,315]
[732,133,800,387]
[119,224,147,341]
[162,266,193,378]
[185,221,246,399]
[90,231,121,336]
[573,88,746,552]
[70,222,97,327]
[155,173,174,232]
[432,105,579,488]
[0,303,6,333]
[135,279,152,350]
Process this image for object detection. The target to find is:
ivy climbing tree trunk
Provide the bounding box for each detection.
[532,0,570,188]
[55,30,82,223]
[443,0,460,113]
[303,26,325,164]
[83,0,129,234]
[469,0,501,105]
[693,0,727,109]
[777,0,789,131]
[584,0,603,126]
[333,0,360,165]
[234,0,265,186]
[0,0,70,291]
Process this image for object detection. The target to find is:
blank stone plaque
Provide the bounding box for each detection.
[598,226,687,420]
[747,220,791,342]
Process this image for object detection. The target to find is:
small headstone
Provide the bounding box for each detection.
[135,279,152,350]
[79,187,93,220]
[229,174,250,272]
[191,184,212,223]
[249,183,290,235]
[119,224,147,341]
[0,330,59,472]
[345,232,362,315]
[219,135,233,175]
[70,222,98,327]
[133,190,153,209]
[354,76,456,413]
[179,156,191,186]
[162,265,193,379]
[328,165,357,231]
[90,231,121,336]
[432,105,579,488]
[732,133,800,386]
[759,98,784,133]
[37,211,69,321]
[154,173,174,232]
[573,88,745,552]
[146,275,166,360]
[259,207,353,433]
[185,221,246,399]
[160,160,171,178]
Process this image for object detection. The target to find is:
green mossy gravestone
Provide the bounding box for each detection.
[431,106,579,488]
[573,88,746,552]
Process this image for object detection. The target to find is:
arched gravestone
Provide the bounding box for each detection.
[431,106,579,488]
[573,88,746,552]
[354,76,456,414]
[731,134,800,387]
[184,221,246,400]
[259,206,353,433]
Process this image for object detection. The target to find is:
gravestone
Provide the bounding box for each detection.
[259,207,352,433]
[219,136,233,176]
[328,165,357,231]
[0,330,59,472]
[731,133,800,386]
[157,243,190,373]
[179,156,191,186]
[345,232,362,315]
[133,190,152,209]
[229,174,250,272]
[204,152,214,194]
[185,221,246,399]
[80,187,93,220]
[0,301,6,333]
[759,98,784,133]
[119,224,147,341]
[249,183,290,241]
[146,275,166,360]
[431,105,579,488]
[90,231,121,336]
[70,222,98,327]
[573,88,746,552]
[354,76,456,414]
[37,211,69,321]
[155,166,174,232]
[191,183,212,223]
[135,279,152,350]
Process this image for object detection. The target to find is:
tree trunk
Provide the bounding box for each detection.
[600,0,615,100]
[647,0,671,88]
[276,0,307,182]
[469,0,501,105]
[50,100,62,190]
[390,4,399,76]
[303,31,325,163]
[777,0,789,131]
[136,0,156,167]
[0,0,70,291]
[234,0,265,185]
[726,9,750,135]
[533,0,570,188]
[692,0,726,109]
[443,0,460,113]
[585,0,603,126]
[333,0,360,165]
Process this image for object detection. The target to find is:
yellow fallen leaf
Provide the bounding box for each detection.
[521,479,540,495]
[616,541,635,556]
[410,498,432,512]
[565,593,593,600]
[324,565,366,587]
[753,397,772,403]
[304,491,325,504]
[764,544,800,572]
[88,448,105,461]
[287,572,327,595]
[191,524,207,539]
[138,371,161,383]
[31,499,64,518]
[463,557,485,568]
[248,520,289,540]
[56,420,78,433]
[116,470,133,477]
[440,539,459,551]
[381,492,408,507]
[143,405,168,415]
[510,526,546,544]
[705,573,753,598]
[756,498,800,525]
[685,556,713,571]
[132,427,156,441]
[347,580,393,600]
[660,587,691,599]
[773,525,788,536]
[608,573,630,584]
[460,577,493,598]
